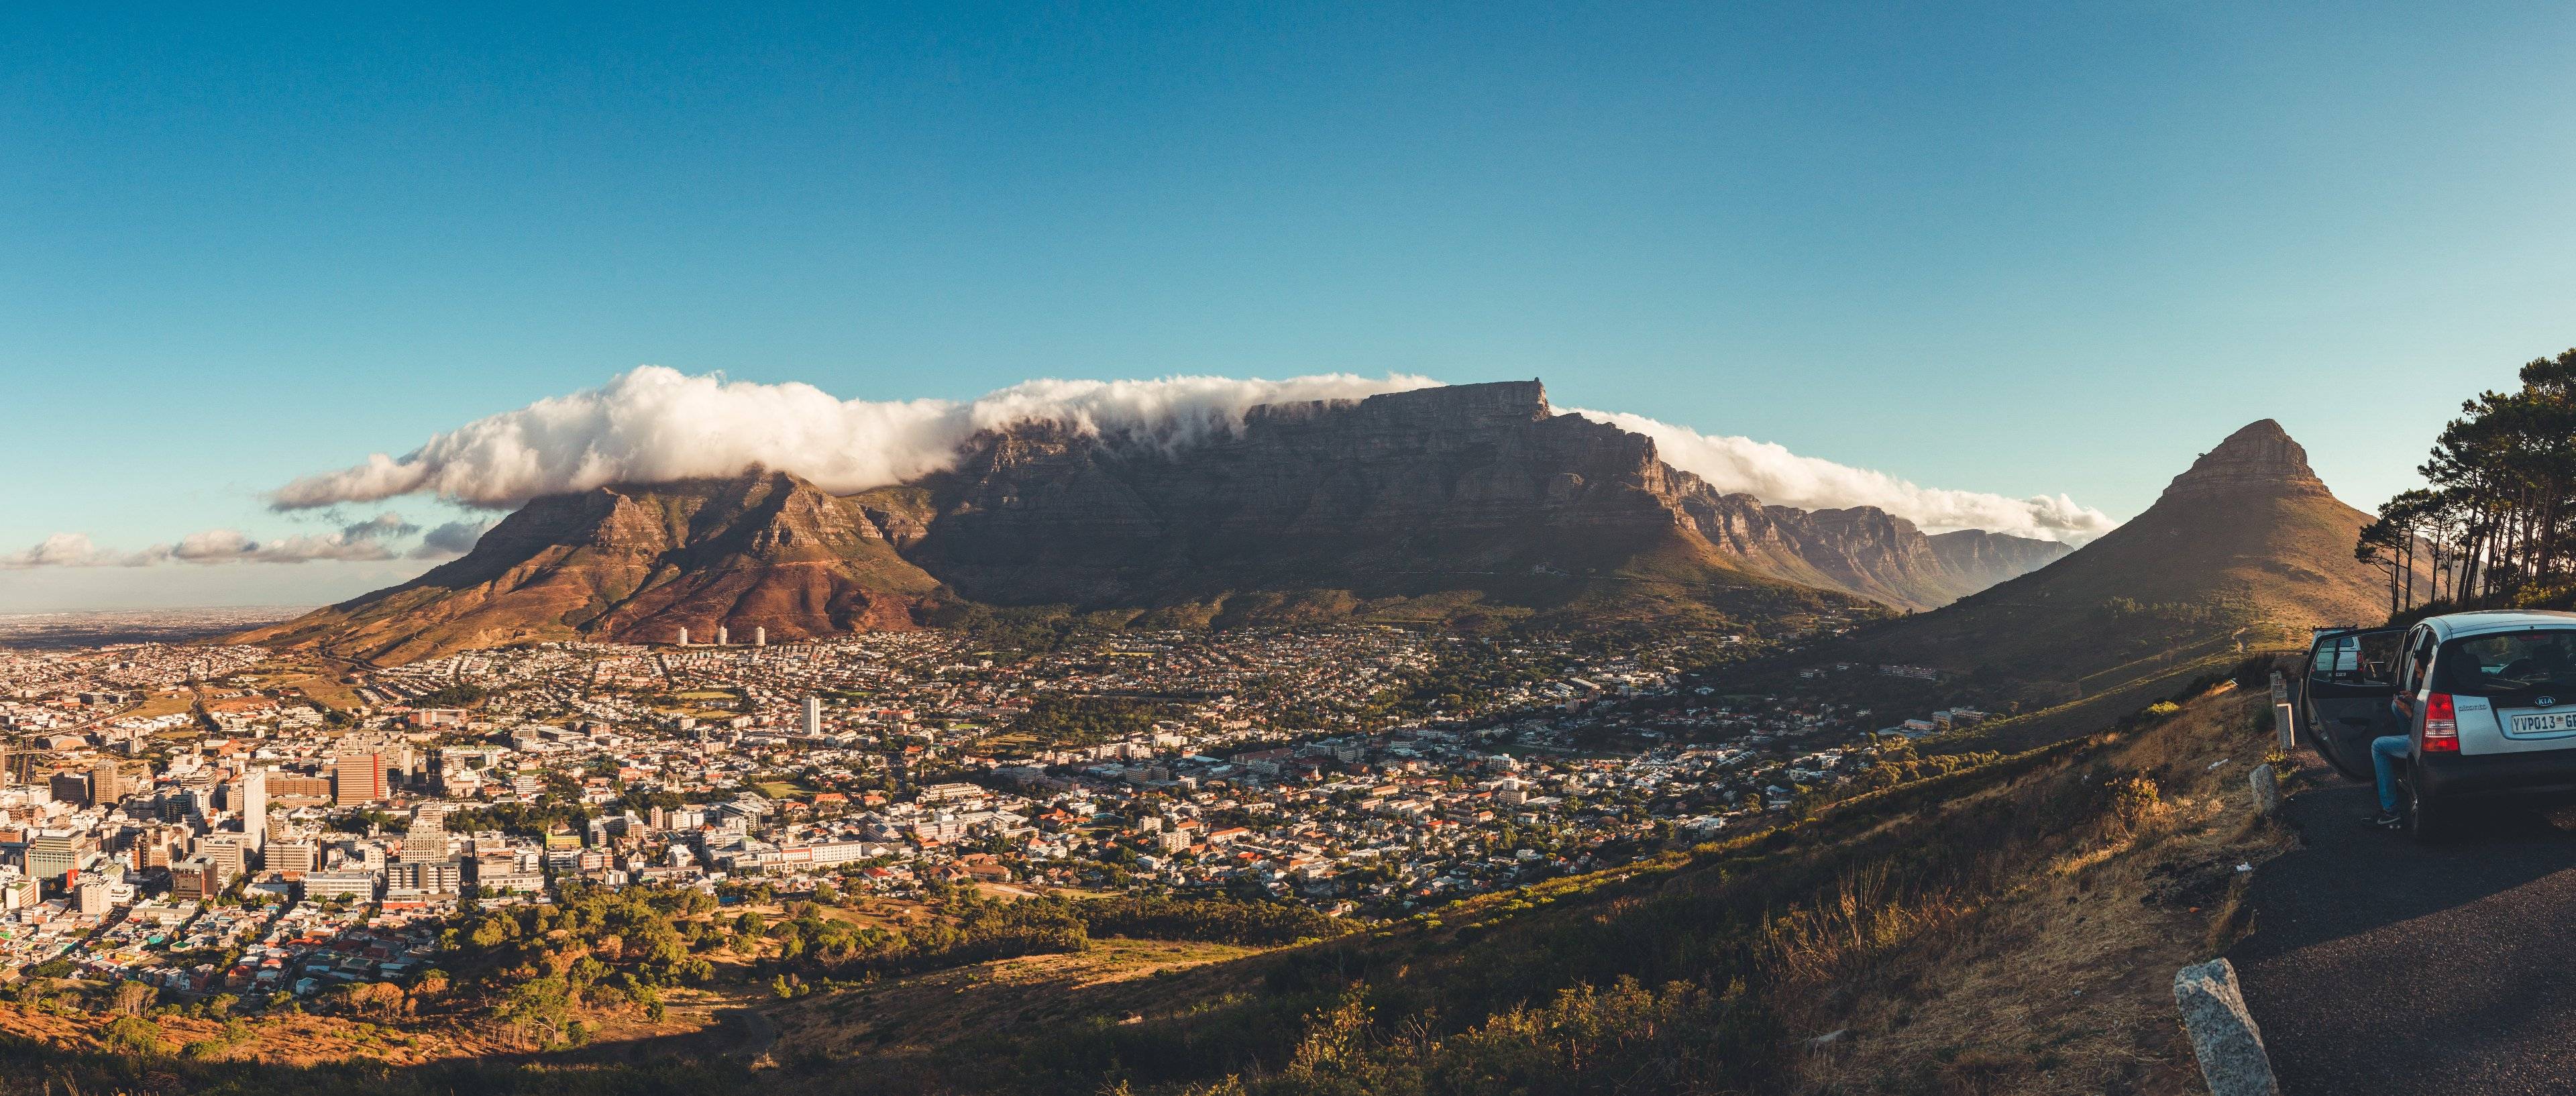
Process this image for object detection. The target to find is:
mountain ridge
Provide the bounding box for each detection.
[237,381,2071,663]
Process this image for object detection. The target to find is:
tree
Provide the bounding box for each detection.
[101,1016,164,1056]
[345,981,406,1018]
[2374,349,2576,612]
[108,980,156,1017]
[492,976,572,1045]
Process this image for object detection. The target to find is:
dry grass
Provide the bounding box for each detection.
[1789,688,2296,1096]
[763,937,1261,1060]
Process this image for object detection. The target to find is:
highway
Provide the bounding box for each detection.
[2231,754,2576,1095]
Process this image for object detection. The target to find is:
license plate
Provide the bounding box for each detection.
[2510,712,2576,734]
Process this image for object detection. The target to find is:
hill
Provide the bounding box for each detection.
[237,382,2069,664]
[1837,418,2406,734]
[231,471,947,665]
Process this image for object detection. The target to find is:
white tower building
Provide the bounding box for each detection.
[804,696,823,736]
[753,626,766,647]
[241,767,268,852]
[677,626,690,646]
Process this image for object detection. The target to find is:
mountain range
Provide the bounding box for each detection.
[235,381,2071,665]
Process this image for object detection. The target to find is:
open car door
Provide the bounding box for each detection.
[2302,627,2404,781]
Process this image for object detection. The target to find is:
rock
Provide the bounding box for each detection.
[2161,419,2332,502]
[2173,958,2279,1096]
[916,381,2068,612]
[2249,763,2281,816]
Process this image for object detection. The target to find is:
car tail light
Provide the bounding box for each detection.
[2423,692,2461,752]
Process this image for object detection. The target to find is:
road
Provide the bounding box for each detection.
[2230,755,2576,1095]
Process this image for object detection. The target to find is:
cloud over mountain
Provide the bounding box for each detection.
[266,366,2114,542]
[270,366,1442,510]
[409,518,494,559]
[1570,409,2116,543]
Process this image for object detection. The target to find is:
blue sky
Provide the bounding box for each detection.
[5,2,2575,611]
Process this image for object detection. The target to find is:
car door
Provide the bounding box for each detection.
[2302,627,2404,780]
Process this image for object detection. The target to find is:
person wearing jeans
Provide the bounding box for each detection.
[2368,734,2410,828]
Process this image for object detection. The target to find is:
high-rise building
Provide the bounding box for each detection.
[48,772,89,808]
[87,760,123,805]
[753,626,766,647]
[400,806,449,863]
[197,833,249,879]
[386,859,461,897]
[266,838,318,875]
[333,752,386,806]
[169,858,216,901]
[677,626,690,646]
[239,767,267,851]
[74,876,109,916]
[716,626,729,645]
[27,831,80,881]
[805,696,823,736]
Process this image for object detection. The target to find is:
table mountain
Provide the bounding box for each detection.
[238,380,2068,663]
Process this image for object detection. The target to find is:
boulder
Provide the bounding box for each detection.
[2173,958,2279,1096]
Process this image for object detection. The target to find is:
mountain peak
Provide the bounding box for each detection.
[2159,419,2328,501]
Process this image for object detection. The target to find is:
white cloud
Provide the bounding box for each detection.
[270,366,1444,510]
[262,366,2114,543]
[0,533,138,569]
[3,511,431,569]
[1569,408,2116,543]
[410,518,495,559]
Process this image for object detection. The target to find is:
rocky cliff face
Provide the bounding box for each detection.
[911,381,2063,612]
[244,381,2071,663]
[2160,419,2332,501]
[1927,529,2077,596]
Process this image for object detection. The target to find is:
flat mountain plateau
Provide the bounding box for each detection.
[237,382,2068,665]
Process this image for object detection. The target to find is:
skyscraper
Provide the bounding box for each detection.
[753,626,766,647]
[805,696,822,736]
[333,751,386,806]
[239,767,268,851]
[716,625,729,645]
[400,805,449,863]
[88,760,121,804]
[677,626,690,646]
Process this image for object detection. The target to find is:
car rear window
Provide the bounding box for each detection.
[2312,631,2401,686]
[2434,631,2576,698]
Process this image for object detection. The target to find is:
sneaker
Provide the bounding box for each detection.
[2363,811,2402,829]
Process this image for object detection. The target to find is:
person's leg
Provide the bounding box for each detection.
[2371,735,2410,814]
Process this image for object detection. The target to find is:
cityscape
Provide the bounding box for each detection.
[0,613,1999,1005]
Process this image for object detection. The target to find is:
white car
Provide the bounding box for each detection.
[2300,610,2576,840]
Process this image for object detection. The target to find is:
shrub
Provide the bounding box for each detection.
[100,1016,164,1056]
